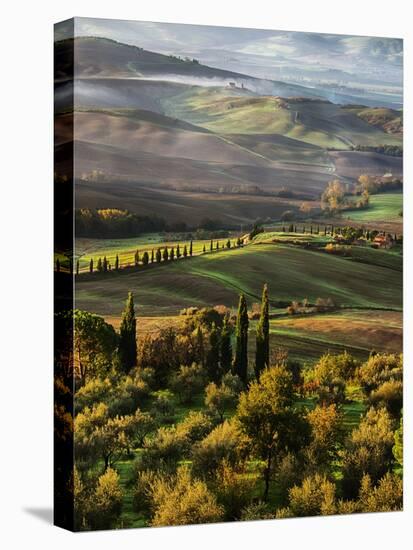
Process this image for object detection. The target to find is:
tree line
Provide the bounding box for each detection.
[75,237,244,276]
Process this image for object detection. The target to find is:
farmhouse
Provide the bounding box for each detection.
[373,234,394,249]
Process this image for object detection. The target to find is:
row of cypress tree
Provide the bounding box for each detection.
[232,284,269,385]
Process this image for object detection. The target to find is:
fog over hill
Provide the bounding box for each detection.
[55,17,403,108]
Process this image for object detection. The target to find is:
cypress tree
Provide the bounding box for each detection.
[97,258,103,272]
[156,248,162,263]
[226,239,231,249]
[103,256,108,272]
[89,258,93,273]
[216,241,220,250]
[210,240,213,252]
[176,244,181,258]
[151,249,154,263]
[135,250,140,266]
[203,244,206,253]
[170,247,175,261]
[76,260,79,276]
[232,293,249,385]
[220,314,232,374]
[196,326,205,366]
[255,283,270,380]
[206,323,221,383]
[142,251,149,265]
[163,247,169,262]
[118,292,137,372]
[56,258,60,273]
[183,245,188,258]
[190,240,193,256]
[114,255,119,271]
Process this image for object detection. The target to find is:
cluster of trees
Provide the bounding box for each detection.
[350,144,403,157]
[75,209,246,239]
[75,208,168,238]
[356,174,403,195]
[67,290,403,530]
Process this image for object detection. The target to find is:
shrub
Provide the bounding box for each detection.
[241,502,274,521]
[150,392,175,424]
[358,472,402,512]
[149,467,224,526]
[87,468,123,530]
[357,353,402,394]
[341,407,395,498]
[170,363,205,404]
[205,381,237,421]
[284,474,337,517]
[192,420,246,477]
[140,426,187,473]
[369,380,403,418]
[214,461,255,520]
[176,411,214,445]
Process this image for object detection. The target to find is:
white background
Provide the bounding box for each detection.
[0,0,411,548]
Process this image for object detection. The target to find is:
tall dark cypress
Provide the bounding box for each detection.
[135,250,140,266]
[189,240,193,256]
[89,258,93,273]
[196,326,205,367]
[220,314,232,374]
[206,323,221,382]
[119,292,137,372]
[255,283,270,380]
[114,255,119,271]
[233,293,249,384]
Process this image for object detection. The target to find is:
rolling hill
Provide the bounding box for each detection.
[75,243,402,317]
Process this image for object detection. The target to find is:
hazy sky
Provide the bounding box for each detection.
[60,17,402,87]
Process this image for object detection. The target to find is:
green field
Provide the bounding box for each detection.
[346,193,403,223]
[75,235,234,272]
[76,242,402,317]
[161,90,402,149]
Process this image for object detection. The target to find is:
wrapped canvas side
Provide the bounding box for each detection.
[54,18,75,532]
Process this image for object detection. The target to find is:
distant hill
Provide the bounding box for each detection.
[55,36,323,99]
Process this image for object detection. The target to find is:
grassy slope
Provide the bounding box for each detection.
[346,193,403,223]
[75,243,402,317]
[268,310,402,362]
[75,235,219,271]
[161,90,402,149]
